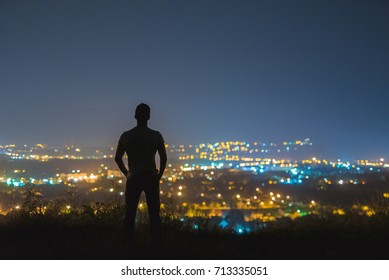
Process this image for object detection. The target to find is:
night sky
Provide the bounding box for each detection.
[1,0,388,160]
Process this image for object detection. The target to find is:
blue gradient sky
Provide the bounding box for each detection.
[1,0,388,159]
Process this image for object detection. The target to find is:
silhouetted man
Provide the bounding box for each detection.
[115,103,167,249]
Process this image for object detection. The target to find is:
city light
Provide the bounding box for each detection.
[1,140,388,232]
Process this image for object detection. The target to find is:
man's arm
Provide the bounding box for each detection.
[157,143,167,181]
[115,136,128,177]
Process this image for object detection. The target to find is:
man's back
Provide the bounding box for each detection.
[115,103,167,249]
[118,126,164,176]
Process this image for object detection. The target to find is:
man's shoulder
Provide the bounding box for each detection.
[147,127,162,135]
[149,127,164,139]
[120,127,163,138]
[119,128,135,140]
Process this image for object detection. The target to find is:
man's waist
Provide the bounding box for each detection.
[128,168,158,177]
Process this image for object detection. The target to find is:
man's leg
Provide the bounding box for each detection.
[124,175,142,248]
[144,174,162,245]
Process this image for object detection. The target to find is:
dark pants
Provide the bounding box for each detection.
[124,171,162,246]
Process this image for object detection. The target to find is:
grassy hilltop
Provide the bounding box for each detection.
[1,202,389,260]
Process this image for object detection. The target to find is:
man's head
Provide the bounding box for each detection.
[135,103,150,122]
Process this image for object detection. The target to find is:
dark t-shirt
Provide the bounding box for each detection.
[117,126,165,176]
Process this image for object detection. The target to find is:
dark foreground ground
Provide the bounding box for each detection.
[1,213,388,260]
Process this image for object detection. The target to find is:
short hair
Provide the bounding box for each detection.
[135,103,150,121]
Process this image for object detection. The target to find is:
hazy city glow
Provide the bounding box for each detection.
[1,139,389,233]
